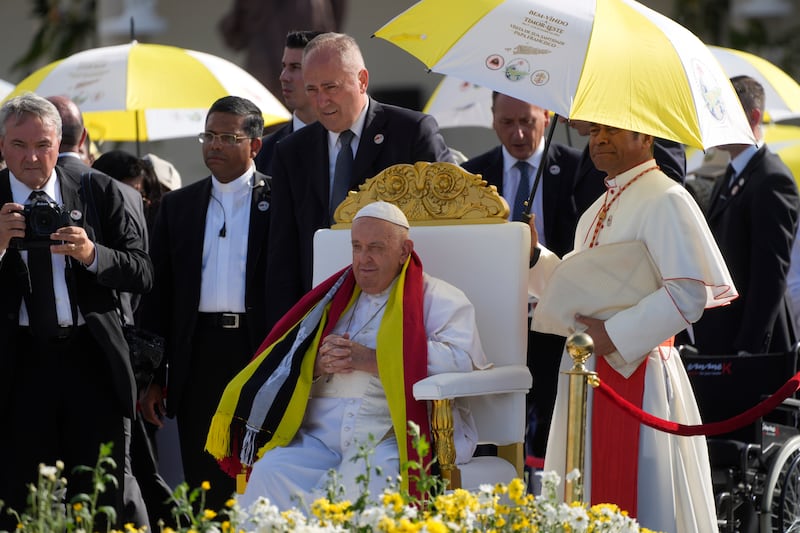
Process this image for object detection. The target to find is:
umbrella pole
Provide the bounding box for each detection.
[135,109,141,157]
[522,114,559,221]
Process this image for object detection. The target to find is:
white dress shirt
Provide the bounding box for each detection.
[198,166,254,312]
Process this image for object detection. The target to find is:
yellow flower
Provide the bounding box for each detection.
[221,520,231,532]
[203,509,217,520]
[201,481,211,491]
[225,498,236,508]
[508,478,526,504]
[73,502,83,512]
[123,523,137,531]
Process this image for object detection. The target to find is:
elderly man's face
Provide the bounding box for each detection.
[588,124,653,177]
[492,94,549,161]
[0,113,60,190]
[351,217,412,294]
[303,48,368,133]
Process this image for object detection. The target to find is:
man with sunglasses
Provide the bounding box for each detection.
[139,96,271,509]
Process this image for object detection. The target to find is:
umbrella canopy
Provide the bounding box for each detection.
[375,0,755,150]
[423,76,493,128]
[3,41,291,142]
[709,45,800,123]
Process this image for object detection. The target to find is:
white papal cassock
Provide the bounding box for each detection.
[239,273,488,511]
[529,160,737,533]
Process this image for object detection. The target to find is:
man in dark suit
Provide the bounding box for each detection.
[254,30,322,177]
[692,76,799,356]
[47,94,154,529]
[562,118,687,247]
[47,96,148,322]
[265,32,453,327]
[0,93,152,530]
[462,92,580,463]
[140,96,271,509]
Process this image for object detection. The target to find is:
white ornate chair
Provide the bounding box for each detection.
[312,162,532,490]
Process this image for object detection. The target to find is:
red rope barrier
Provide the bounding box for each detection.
[595,372,800,437]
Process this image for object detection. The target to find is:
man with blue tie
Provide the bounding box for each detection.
[265,32,454,329]
[463,92,580,463]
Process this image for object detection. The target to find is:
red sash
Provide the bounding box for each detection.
[590,337,673,515]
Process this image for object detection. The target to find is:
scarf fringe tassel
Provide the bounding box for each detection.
[205,412,233,459]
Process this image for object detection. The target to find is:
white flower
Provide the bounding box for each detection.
[356,506,387,529]
[39,464,58,481]
[565,468,581,482]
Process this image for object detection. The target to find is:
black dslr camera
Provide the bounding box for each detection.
[10,196,72,249]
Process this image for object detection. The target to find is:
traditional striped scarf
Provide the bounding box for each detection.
[206,252,430,494]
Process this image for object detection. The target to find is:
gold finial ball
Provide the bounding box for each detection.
[566,332,595,364]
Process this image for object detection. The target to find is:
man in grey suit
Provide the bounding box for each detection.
[265,32,454,327]
[140,96,272,510]
[463,92,580,464]
[0,93,152,530]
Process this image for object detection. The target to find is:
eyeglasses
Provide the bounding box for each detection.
[197,132,251,145]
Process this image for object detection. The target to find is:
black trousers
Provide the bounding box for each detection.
[176,325,252,511]
[0,327,125,531]
[526,329,566,459]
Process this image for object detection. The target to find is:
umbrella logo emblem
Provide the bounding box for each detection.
[505,58,530,81]
[693,59,726,121]
[486,54,504,70]
[531,70,550,86]
[69,210,83,221]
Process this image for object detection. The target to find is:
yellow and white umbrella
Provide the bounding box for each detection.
[375,0,755,150]
[709,46,800,123]
[423,76,493,129]
[3,41,291,142]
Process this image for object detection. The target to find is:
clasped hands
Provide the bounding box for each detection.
[315,333,378,377]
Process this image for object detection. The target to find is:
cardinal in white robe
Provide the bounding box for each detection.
[528,124,736,533]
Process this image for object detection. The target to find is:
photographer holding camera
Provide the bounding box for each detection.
[0,93,153,531]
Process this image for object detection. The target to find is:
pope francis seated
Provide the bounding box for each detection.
[206,201,489,510]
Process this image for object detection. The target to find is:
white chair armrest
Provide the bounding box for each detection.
[413,366,532,400]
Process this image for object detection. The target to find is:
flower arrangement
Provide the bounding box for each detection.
[0,426,659,533]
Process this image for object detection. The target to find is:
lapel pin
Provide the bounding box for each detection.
[70,209,83,221]
[549,164,560,175]
[373,134,384,145]
[257,200,270,212]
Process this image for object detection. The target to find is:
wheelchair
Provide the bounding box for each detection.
[681,343,800,533]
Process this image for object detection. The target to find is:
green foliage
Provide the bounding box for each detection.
[0,426,658,532]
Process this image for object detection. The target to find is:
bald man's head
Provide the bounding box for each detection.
[46,95,86,152]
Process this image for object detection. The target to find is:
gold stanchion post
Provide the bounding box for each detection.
[563,332,598,503]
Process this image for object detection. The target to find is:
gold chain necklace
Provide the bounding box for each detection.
[588,165,659,248]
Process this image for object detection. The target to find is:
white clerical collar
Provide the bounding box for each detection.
[359,275,399,302]
[211,164,255,193]
[501,137,545,174]
[604,159,658,189]
[10,168,59,204]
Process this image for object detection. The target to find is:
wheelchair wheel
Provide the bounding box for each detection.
[761,435,800,532]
